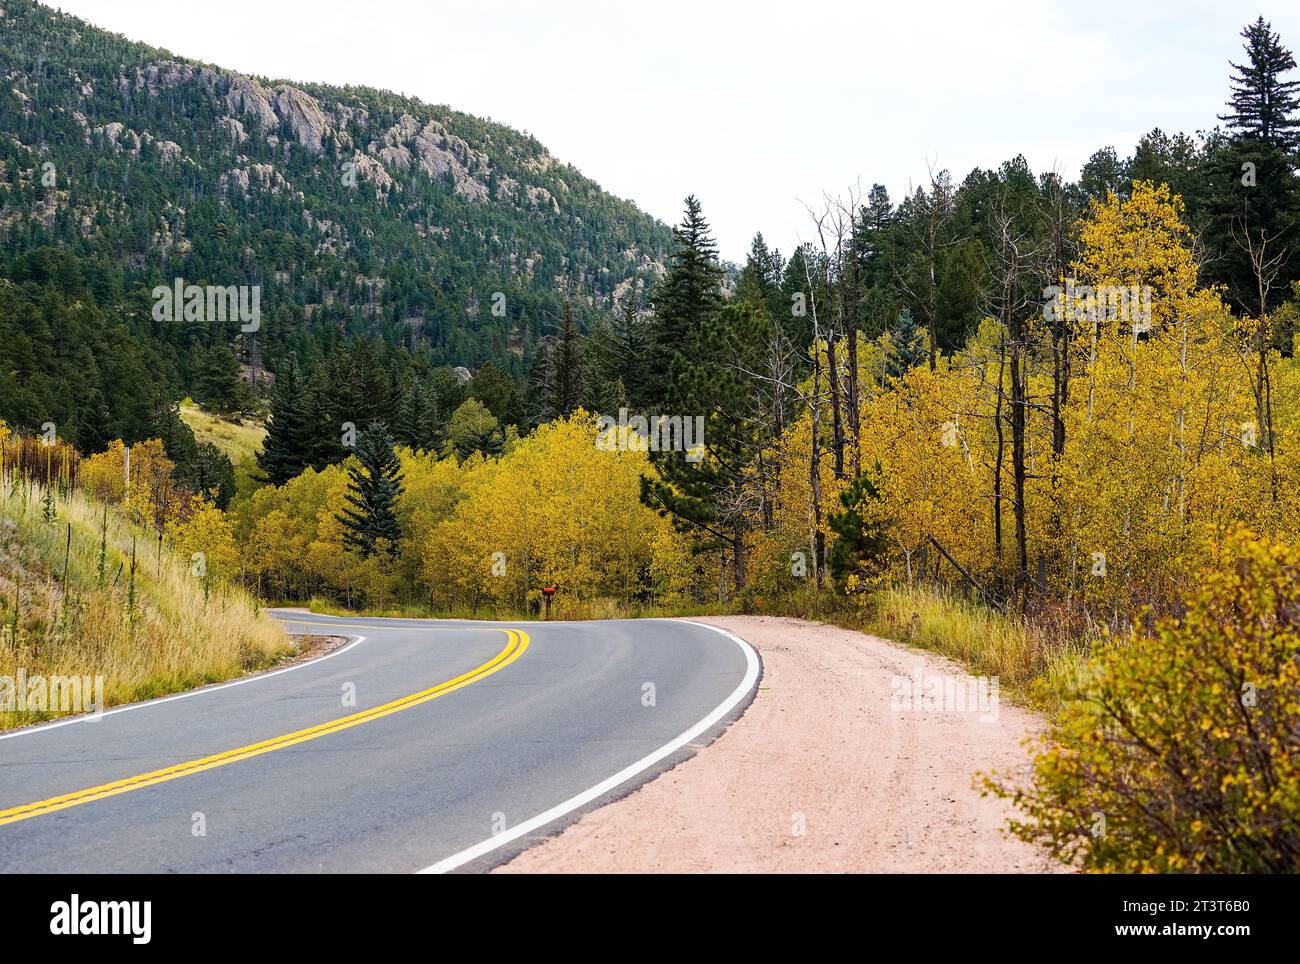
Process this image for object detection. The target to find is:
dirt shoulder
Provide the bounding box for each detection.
[497,615,1064,873]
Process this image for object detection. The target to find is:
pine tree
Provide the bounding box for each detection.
[541,301,584,420]
[303,371,344,469]
[645,196,723,407]
[1203,19,1300,314]
[195,343,248,414]
[336,422,404,557]
[581,315,629,414]
[77,391,113,454]
[827,472,889,592]
[470,362,524,427]
[1219,17,1300,156]
[886,308,927,376]
[396,375,439,453]
[616,297,656,409]
[640,303,767,594]
[735,232,784,319]
[257,357,315,485]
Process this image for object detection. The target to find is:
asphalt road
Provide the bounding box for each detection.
[0,613,758,873]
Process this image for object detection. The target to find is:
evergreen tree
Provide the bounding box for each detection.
[470,362,524,427]
[257,357,315,485]
[304,369,346,469]
[336,422,405,557]
[76,391,113,454]
[885,308,927,377]
[1204,20,1300,314]
[150,399,236,507]
[395,374,439,453]
[1079,146,1130,201]
[581,316,629,415]
[615,298,656,409]
[540,301,584,421]
[195,344,248,414]
[827,472,889,592]
[640,303,767,593]
[191,441,237,508]
[779,244,815,351]
[645,196,723,406]
[735,232,784,320]
[1220,17,1300,156]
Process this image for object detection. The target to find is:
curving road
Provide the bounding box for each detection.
[0,613,758,873]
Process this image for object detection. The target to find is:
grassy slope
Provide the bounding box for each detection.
[0,481,290,729]
[179,399,267,496]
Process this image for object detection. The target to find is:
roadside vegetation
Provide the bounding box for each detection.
[179,398,268,498]
[0,426,289,731]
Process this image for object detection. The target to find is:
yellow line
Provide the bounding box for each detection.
[0,629,529,828]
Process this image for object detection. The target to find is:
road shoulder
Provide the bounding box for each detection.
[496,615,1064,873]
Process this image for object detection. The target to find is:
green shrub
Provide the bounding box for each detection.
[990,528,1300,872]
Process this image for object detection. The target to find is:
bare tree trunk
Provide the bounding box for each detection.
[845,231,863,479]
[826,333,845,480]
[993,332,1006,568]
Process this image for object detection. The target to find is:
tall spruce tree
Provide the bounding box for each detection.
[257,356,315,485]
[336,422,405,557]
[616,297,656,409]
[1205,18,1300,314]
[645,196,723,407]
[195,343,249,414]
[1220,17,1300,155]
[581,315,629,415]
[640,303,768,594]
[540,301,584,421]
[470,362,524,427]
[76,391,113,454]
[395,374,439,453]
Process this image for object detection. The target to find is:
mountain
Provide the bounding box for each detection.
[0,0,671,443]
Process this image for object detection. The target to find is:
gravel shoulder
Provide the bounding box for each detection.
[496,615,1064,873]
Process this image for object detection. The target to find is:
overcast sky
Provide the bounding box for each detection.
[50,0,1300,262]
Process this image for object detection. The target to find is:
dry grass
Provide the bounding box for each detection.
[0,480,290,729]
[757,583,1090,712]
[858,585,1089,710]
[179,399,267,466]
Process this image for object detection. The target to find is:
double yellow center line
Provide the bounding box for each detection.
[0,626,528,828]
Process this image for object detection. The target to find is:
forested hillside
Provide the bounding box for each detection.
[0,0,671,448]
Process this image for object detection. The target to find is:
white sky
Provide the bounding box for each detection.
[49,0,1300,262]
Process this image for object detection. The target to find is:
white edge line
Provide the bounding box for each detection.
[0,623,366,742]
[417,619,761,874]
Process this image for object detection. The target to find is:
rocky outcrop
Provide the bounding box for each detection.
[347,151,395,194]
[96,121,141,153]
[220,163,289,197]
[271,85,330,152]
[218,117,248,145]
[371,114,491,200]
[152,139,184,164]
[526,184,560,213]
[223,72,279,132]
